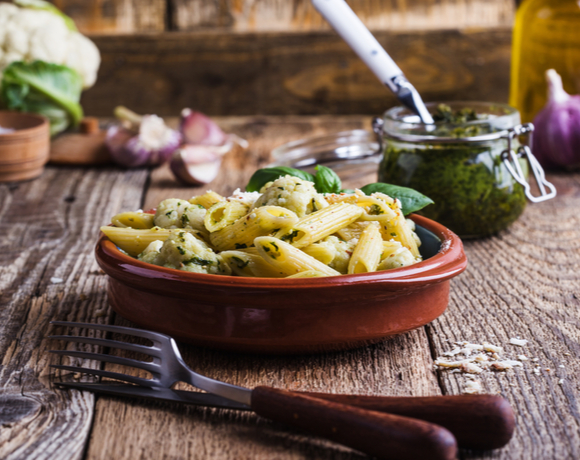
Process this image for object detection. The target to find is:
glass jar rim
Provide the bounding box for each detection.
[382,101,522,144]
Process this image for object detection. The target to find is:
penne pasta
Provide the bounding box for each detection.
[105,172,425,278]
[335,221,371,241]
[210,206,298,251]
[220,250,286,278]
[348,222,383,274]
[286,270,327,278]
[204,201,250,232]
[255,237,340,277]
[189,191,224,209]
[100,226,201,257]
[111,211,155,229]
[275,203,363,249]
[302,242,337,265]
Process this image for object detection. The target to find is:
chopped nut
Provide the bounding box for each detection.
[483,343,503,354]
[558,379,564,385]
[533,368,541,375]
[491,362,513,371]
[460,362,484,374]
[464,380,482,394]
[509,338,528,347]
[518,355,528,361]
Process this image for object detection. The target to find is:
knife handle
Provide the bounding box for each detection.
[251,386,457,460]
[302,393,515,450]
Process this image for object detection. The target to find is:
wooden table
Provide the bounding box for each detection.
[1,116,579,460]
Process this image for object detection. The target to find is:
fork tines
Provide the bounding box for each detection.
[48,321,166,387]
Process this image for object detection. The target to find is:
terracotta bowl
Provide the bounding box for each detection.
[95,215,467,354]
[0,111,50,182]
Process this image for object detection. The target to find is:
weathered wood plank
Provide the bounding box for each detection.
[85,115,442,460]
[82,28,512,117]
[170,0,515,32]
[48,0,166,33]
[0,166,148,460]
[427,173,580,459]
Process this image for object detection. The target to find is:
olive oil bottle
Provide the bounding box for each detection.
[510,0,580,123]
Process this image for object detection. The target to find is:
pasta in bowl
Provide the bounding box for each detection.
[96,174,467,353]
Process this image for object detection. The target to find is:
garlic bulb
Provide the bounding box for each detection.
[532,69,580,169]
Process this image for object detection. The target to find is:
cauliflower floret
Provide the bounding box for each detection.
[137,240,163,264]
[153,232,223,274]
[154,199,206,231]
[252,175,328,217]
[0,3,100,89]
[378,241,417,270]
[322,236,357,274]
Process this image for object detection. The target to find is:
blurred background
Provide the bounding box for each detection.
[38,0,517,117]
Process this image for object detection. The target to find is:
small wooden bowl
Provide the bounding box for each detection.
[0,111,50,182]
[95,215,467,354]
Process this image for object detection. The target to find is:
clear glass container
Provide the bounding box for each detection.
[510,0,580,123]
[378,101,554,238]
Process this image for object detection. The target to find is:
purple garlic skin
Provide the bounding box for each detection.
[180,108,227,146]
[533,69,580,169]
[106,108,182,168]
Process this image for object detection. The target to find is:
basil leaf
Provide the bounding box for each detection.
[340,189,355,194]
[246,167,315,192]
[313,165,342,194]
[360,183,434,215]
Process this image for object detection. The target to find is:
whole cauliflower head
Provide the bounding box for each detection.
[252,175,328,218]
[0,1,100,88]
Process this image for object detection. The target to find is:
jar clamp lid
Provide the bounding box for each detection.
[372,116,556,203]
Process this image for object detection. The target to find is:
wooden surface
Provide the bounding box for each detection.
[83,28,512,117]
[169,0,515,32]
[1,115,580,460]
[48,0,166,33]
[46,0,515,34]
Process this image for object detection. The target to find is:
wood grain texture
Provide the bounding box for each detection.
[48,0,166,33]
[427,173,580,459]
[82,28,512,117]
[0,167,148,459]
[170,0,515,32]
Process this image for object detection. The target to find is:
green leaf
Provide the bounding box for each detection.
[1,61,83,135]
[15,0,78,31]
[313,165,342,194]
[340,189,355,194]
[360,182,434,216]
[246,167,315,192]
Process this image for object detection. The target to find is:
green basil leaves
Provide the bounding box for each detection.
[313,165,342,194]
[245,165,433,215]
[360,183,434,216]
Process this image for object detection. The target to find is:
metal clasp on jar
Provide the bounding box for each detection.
[500,123,557,203]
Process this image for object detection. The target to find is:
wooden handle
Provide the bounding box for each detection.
[302,393,515,450]
[251,386,457,460]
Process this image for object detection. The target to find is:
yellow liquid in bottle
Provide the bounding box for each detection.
[510,0,580,123]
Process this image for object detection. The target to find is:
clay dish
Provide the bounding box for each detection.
[95,215,467,354]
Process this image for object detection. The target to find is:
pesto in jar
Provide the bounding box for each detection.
[379,103,528,238]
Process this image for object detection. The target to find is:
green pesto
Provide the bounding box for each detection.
[379,105,527,238]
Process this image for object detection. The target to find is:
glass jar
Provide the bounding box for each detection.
[377,102,555,238]
[510,0,580,123]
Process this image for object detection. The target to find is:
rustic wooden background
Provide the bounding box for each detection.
[36,0,518,116]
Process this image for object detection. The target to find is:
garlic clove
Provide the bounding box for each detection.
[170,144,231,185]
[533,69,580,169]
[180,108,228,146]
